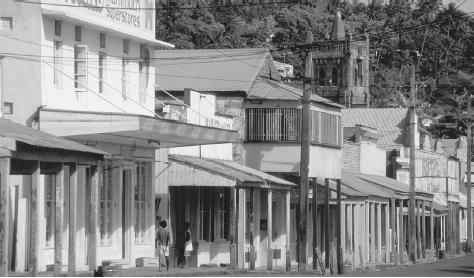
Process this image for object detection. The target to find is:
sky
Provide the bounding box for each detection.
[444,0,474,14]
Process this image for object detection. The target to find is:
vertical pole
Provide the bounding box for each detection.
[467,93,472,253]
[324,178,330,269]
[249,188,255,270]
[384,204,389,263]
[267,189,273,271]
[391,198,396,264]
[298,47,313,271]
[0,157,10,277]
[365,202,370,264]
[370,202,375,263]
[416,200,421,259]
[312,178,318,270]
[446,177,451,254]
[347,203,353,267]
[230,188,237,270]
[88,163,100,271]
[422,200,426,259]
[376,203,382,263]
[238,189,246,269]
[336,179,342,274]
[286,190,291,272]
[30,161,40,276]
[54,164,64,276]
[430,201,434,252]
[398,200,404,264]
[409,64,417,264]
[68,164,78,276]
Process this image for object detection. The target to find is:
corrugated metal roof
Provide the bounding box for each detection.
[248,77,344,108]
[342,108,409,149]
[356,172,433,196]
[169,154,294,188]
[342,170,394,198]
[155,48,270,92]
[0,118,106,155]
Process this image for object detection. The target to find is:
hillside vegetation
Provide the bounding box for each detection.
[156,1,474,138]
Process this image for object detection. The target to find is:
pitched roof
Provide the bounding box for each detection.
[331,11,345,41]
[342,108,409,149]
[0,118,106,155]
[247,77,344,108]
[155,48,278,92]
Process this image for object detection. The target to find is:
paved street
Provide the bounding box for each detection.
[345,254,474,277]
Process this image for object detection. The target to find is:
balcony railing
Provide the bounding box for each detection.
[246,108,341,147]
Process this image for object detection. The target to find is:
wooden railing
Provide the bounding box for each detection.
[246,108,341,147]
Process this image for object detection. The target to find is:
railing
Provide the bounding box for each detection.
[246,108,301,142]
[246,108,341,147]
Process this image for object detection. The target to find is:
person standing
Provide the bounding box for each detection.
[156,220,170,271]
[183,222,193,268]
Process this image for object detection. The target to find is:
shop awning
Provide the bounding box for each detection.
[341,170,394,199]
[38,109,239,149]
[0,118,106,163]
[168,154,294,190]
[355,172,434,200]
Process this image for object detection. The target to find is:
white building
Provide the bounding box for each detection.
[0,0,237,275]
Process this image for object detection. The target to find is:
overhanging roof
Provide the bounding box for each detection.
[38,109,238,148]
[0,118,106,156]
[342,171,394,199]
[169,154,294,190]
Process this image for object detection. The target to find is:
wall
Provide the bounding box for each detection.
[359,142,386,176]
[343,142,361,173]
[41,16,156,116]
[0,0,43,126]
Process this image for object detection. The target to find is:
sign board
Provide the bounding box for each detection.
[43,0,155,37]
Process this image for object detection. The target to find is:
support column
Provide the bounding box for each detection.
[385,204,389,263]
[54,164,65,276]
[285,190,291,272]
[421,200,426,259]
[390,199,396,265]
[0,157,10,277]
[370,202,375,263]
[416,200,421,259]
[398,200,404,264]
[376,203,382,263]
[29,161,40,276]
[336,179,343,274]
[230,187,237,270]
[324,178,330,269]
[346,203,353,266]
[68,163,78,276]
[88,164,100,271]
[312,178,318,271]
[267,189,273,271]
[353,204,361,268]
[430,201,434,252]
[238,189,246,269]
[249,188,255,270]
[365,202,370,264]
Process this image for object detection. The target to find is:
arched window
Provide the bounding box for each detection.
[364,92,368,105]
[319,68,326,86]
[332,68,338,86]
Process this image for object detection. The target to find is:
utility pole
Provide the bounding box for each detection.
[409,65,417,264]
[467,93,472,253]
[298,32,313,271]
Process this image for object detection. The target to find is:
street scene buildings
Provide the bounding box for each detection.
[0,0,473,276]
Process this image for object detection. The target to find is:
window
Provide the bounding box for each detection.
[74,46,87,90]
[99,33,106,48]
[0,17,13,30]
[100,161,114,245]
[45,175,56,248]
[319,111,341,146]
[331,67,338,86]
[139,45,150,104]
[53,40,63,88]
[98,52,106,93]
[54,20,61,36]
[75,26,82,42]
[198,187,230,242]
[2,102,13,114]
[246,108,301,142]
[354,67,358,86]
[357,60,363,86]
[318,68,326,86]
[121,58,128,99]
[134,162,148,243]
[123,39,129,54]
